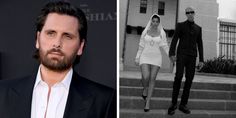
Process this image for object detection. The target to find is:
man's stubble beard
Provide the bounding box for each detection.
[39,48,78,72]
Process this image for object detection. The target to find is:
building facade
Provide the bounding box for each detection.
[217,0,236,60]
[120,0,219,71]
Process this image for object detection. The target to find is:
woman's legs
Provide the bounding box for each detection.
[144,65,160,111]
[140,64,151,97]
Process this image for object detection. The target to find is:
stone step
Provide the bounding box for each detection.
[120,96,236,111]
[120,72,236,117]
[120,86,236,100]
[120,109,236,118]
[120,78,236,91]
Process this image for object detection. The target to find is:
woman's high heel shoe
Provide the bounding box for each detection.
[142,88,147,100]
[144,108,150,112]
[142,94,147,100]
[144,101,150,112]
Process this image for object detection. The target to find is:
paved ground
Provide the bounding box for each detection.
[120,71,236,84]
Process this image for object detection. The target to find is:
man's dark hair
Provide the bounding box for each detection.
[36,1,87,40]
[34,1,87,64]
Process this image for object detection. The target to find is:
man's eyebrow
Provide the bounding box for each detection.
[44,29,75,35]
[44,29,55,32]
[63,32,77,37]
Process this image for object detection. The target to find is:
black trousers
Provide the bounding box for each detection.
[171,54,196,105]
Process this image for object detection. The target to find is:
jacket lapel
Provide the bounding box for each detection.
[7,71,94,118]
[63,72,94,118]
[9,75,36,118]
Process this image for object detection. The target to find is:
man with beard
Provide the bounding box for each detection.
[0,1,116,118]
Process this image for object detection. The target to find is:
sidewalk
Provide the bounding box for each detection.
[120,71,236,84]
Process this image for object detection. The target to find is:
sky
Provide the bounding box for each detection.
[218,0,236,21]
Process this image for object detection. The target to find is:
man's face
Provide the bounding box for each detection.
[36,13,84,71]
[185,7,195,22]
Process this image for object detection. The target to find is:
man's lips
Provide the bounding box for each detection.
[48,51,64,56]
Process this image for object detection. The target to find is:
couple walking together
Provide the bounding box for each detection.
[135,7,204,115]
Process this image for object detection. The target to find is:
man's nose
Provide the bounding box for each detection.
[53,36,62,48]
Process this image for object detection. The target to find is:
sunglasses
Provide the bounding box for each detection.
[186,11,195,14]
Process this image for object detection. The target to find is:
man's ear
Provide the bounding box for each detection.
[36,32,40,49]
[77,40,85,56]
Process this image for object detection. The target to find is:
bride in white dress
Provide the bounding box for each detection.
[135,14,169,112]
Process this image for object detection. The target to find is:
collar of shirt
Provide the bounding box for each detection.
[34,66,73,90]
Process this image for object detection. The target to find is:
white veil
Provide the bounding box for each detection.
[140,13,167,42]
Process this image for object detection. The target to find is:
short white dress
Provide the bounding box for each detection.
[136,34,169,67]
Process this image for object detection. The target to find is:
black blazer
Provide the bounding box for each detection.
[169,20,204,62]
[0,71,116,118]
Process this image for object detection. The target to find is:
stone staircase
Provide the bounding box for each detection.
[120,73,236,118]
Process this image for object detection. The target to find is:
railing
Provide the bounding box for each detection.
[219,21,236,60]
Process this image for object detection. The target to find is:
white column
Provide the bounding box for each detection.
[120,0,129,70]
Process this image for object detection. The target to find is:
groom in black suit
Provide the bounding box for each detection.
[168,6,204,115]
[0,1,116,118]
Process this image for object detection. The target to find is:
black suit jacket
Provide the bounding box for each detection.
[169,20,204,62]
[0,71,116,118]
